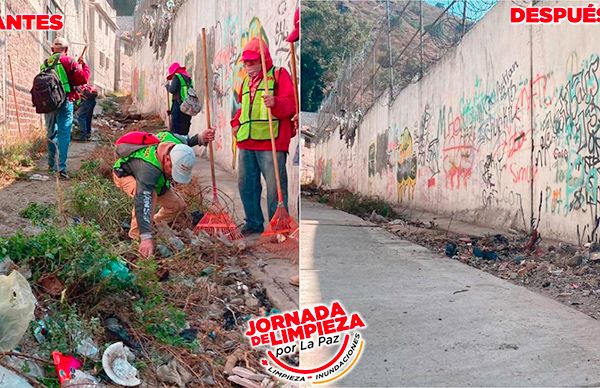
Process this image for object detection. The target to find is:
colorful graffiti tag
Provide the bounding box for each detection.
[397,127,417,202]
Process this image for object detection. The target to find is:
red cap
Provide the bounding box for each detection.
[241,50,260,61]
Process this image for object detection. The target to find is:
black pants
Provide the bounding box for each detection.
[170,101,191,135]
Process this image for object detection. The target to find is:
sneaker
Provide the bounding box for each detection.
[58,171,70,180]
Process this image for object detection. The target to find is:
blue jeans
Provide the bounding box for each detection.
[76,98,96,138]
[45,100,73,172]
[238,149,288,231]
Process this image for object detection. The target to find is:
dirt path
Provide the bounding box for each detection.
[0,141,96,236]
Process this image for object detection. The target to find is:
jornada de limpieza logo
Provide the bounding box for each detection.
[245,301,366,384]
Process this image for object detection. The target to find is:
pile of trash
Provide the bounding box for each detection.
[0,219,285,386]
[0,96,290,387]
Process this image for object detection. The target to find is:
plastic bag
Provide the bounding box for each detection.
[0,270,37,351]
[0,365,33,387]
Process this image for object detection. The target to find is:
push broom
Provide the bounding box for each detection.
[193,28,243,241]
[257,38,298,237]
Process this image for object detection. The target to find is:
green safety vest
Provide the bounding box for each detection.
[113,131,184,195]
[40,53,71,93]
[236,67,279,142]
[174,73,189,104]
[156,131,184,144]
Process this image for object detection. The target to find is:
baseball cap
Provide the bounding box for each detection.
[241,49,260,62]
[169,144,197,184]
[52,37,69,50]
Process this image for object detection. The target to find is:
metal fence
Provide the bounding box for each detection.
[313,0,501,145]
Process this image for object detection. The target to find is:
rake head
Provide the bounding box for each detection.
[262,203,298,237]
[194,202,243,241]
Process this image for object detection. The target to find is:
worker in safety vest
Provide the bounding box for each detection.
[112,129,215,258]
[42,37,90,179]
[73,83,98,141]
[166,62,193,135]
[231,38,296,235]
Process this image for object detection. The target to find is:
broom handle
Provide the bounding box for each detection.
[78,45,87,62]
[258,38,284,203]
[290,42,299,115]
[166,87,171,128]
[7,55,21,135]
[201,28,219,201]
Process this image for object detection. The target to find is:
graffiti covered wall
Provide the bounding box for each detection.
[315,0,600,243]
[132,0,299,217]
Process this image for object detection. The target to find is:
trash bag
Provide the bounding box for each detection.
[0,365,33,387]
[0,270,37,351]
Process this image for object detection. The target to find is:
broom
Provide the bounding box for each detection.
[193,28,243,241]
[257,38,298,237]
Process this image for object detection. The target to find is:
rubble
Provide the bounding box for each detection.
[156,358,192,388]
[0,95,285,387]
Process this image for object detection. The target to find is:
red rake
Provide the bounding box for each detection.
[194,28,243,241]
[257,38,298,238]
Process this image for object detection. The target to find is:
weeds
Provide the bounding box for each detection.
[67,166,130,237]
[98,98,118,115]
[132,259,198,350]
[0,137,46,179]
[0,225,133,300]
[304,185,399,219]
[38,304,101,357]
[19,202,56,226]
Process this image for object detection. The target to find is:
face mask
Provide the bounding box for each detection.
[246,64,261,77]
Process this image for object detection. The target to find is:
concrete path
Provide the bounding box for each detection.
[192,155,298,311]
[300,199,600,387]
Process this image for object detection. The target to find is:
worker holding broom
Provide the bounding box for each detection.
[231,37,296,236]
[112,129,215,258]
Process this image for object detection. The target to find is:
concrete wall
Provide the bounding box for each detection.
[0,0,122,148]
[314,0,600,244]
[2,0,47,147]
[131,0,300,217]
[89,0,117,93]
[116,38,132,93]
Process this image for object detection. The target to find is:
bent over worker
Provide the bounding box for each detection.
[112,128,215,257]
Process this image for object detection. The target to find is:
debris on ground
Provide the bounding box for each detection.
[102,342,141,386]
[0,95,290,387]
[0,271,36,351]
[0,364,33,387]
[156,357,193,387]
[304,184,600,321]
